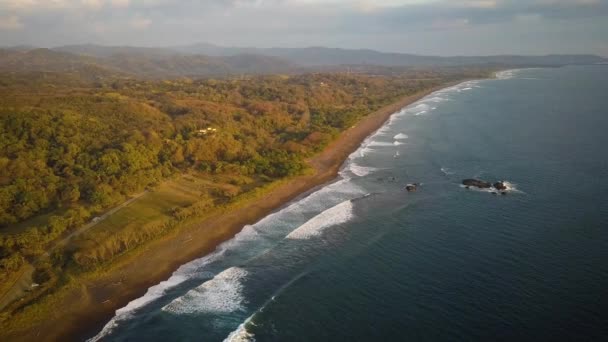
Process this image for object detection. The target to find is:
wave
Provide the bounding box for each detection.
[440,167,454,176]
[425,96,448,103]
[496,69,521,79]
[163,267,248,314]
[224,316,255,342]
[87,275,188,341]
[348,163,379,177]
[393,141,404,146]
[367,141,395,147]
[373,124,393,136]
[350,79,487,163]
[409,103,430,115]
[286,200,354,240]
[87,242,231,341]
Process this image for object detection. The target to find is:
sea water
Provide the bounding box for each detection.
[89,66,608,341]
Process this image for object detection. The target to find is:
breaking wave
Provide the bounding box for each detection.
[367,141,395,147]
[348,163,379,177]
[223,316,255,342]
[87,246,227,341]
[286,200,354,240]
[496,69,522,79]
[393,133,409,140]
[162,267,248,314]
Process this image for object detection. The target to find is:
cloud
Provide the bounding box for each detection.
[0,0,606,56]
[0,15,23,30]
[82,0,103,10]
[130,14,151,29]
[110,0,129,8]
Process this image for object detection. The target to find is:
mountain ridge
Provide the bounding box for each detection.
[1,43,605,79]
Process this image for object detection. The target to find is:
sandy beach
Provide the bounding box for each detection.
[2,82,458,342]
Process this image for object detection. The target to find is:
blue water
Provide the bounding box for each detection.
[90,66,608,341]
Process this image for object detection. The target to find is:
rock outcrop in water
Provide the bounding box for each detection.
[493,182,507,190]
[463,179,508,194]
[462,179,492,188]
[405,183,418,192]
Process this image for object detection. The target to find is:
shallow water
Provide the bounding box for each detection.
[90,66,608,341]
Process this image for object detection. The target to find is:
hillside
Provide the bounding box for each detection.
[174,43,607,67]
[3,44,605,80]
[0,48,296,78]
[0,48,122,78]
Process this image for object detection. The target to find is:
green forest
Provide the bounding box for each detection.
[0,67,492,321]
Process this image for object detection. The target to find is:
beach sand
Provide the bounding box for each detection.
[2,82,457,342]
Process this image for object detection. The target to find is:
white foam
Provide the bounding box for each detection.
[348,163,378,177]
[88,247,225,341]
[393,133,408,140]
[373,125,392,136]
[409,103,431,115]
[425,96,447,103]
[501,181,524,193]
[496,69,521,79]
[356,146,373,158]
[224,315,256,342]
[393,141,404,146]
[286,200,354,240]
[440,167,454,176]
[163,267,248,314]
[367,141,395,147]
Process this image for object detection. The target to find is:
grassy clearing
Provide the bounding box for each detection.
[65,172,255,254]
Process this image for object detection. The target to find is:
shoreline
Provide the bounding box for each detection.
[2,80,466,342]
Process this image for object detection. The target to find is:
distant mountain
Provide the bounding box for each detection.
[0,46,296,78]
[54,44,177,58]
[173,43,607,67]
[0,48,123,77]
[2,44,605,80]
[97,52,295,77]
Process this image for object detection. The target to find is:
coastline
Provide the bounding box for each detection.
[2,80,466,342]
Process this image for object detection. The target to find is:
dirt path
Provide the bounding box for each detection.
[1,84,459,342]
[52,191,148,250]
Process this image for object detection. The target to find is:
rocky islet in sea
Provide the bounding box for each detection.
[462,179,508,194]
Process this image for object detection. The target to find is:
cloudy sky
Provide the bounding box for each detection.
[0,0,607,56]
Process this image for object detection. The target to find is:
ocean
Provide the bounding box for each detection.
[89,65,608,341]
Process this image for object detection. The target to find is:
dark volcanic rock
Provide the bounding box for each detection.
[405,184,417,192]
[493,182,507,190]
[462,179,492,188]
